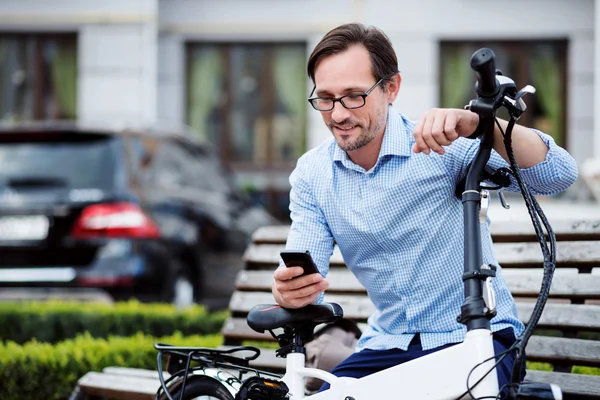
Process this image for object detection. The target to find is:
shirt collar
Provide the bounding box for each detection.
[333,106,412,166]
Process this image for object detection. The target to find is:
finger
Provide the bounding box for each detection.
[275,272,324,293]
[287,291,322,308]
[422,114,444,155]
[443,112,459,142]
[291,278,328,297]
[414,114,432,154]
[282,280,328,304]
[459,109,480,137]
[413,114,425,137]
[431,113,452,154]
[274,265,304,281]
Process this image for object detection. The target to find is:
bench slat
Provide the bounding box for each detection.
[229,291,376,320]
[252,219,600,244]
[219,332,600,369]
[525,370,600,398]
[228,292,600,330]
[222,317,600,368]
[526,336,600,367]
[78,371,158,400]
[235,269,600,299]
[244,242,600,269]
[102,367,169,380]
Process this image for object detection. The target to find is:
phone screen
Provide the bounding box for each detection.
[280,250,319,276]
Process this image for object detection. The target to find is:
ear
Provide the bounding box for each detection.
[385,73,401,104]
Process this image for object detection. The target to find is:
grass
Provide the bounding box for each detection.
[528,362,600,376]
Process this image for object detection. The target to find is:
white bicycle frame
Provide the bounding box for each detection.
[280,329,498,400]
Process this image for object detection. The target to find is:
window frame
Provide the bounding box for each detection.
[0,32,78,121]
[184,41,307,171]
[439,39,568,148]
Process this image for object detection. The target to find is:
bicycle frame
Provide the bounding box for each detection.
[283,329,497,399]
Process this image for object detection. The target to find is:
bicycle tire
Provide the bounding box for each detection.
[167,376,235,400]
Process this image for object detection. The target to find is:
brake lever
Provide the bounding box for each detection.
[503,84,536,120]
[515,84,536,101]
[498,190,510,209]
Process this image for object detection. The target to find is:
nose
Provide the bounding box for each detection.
[330,100,351,123]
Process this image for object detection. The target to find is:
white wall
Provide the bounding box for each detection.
[364,0,595,162]
[0,0,159,124]
[0,0,595,161]
[158,0,596,162]
[157,33,184,124]
[0,0,154,16]
[157,0,361,150]
[596,0,600,159]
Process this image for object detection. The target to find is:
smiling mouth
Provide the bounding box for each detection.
[334,126,357,135]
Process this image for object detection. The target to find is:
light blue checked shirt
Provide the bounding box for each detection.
[284,106,578,352]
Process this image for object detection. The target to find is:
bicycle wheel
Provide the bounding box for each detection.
[168,376,235,400]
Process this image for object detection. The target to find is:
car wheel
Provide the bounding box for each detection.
[164,260,196,308]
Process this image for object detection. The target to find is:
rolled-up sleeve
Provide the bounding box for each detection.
[486,129,578,195]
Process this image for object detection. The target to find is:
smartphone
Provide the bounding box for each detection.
[280,250,320,277]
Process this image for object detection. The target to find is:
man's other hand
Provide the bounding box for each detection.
[272,266,329,308]
[413,108,479,155]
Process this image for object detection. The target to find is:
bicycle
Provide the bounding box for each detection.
[154,48,563,400]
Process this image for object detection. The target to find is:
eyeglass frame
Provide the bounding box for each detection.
[307,75,391,112]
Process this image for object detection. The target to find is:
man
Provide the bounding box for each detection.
[271,23,578,390]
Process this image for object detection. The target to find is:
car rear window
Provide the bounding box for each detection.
[0,132,118,190]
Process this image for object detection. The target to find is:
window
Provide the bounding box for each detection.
[186,42,306,220]
[128,137,186,190]
[0,132,116,190]
[128,136,231,194]
[440,40,567,148]
[0,33,77,121]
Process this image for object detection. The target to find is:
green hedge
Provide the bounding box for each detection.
[0,332,223,400]
[0,300,228,344]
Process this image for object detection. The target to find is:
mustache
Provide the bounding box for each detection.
[328,119,362,129]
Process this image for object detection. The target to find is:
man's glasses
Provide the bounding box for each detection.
[307,77,385,112]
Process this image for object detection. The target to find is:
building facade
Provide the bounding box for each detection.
[0,0,597,217]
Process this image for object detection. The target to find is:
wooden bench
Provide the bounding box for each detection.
[220,206,600,400]
[72,203,600,399]
[581,158,600,203]
[71,367,166,400]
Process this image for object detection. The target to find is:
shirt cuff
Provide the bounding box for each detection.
[504,129,577,195]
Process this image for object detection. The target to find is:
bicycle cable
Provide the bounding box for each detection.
[456,116,557,399]
[499,117,557,384]
[454,338,520,400]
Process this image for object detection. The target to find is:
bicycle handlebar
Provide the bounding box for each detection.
[470,48,499,97]
[459,48,503,332]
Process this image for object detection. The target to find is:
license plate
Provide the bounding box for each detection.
[0,268,76,282]
[0,215,50,241]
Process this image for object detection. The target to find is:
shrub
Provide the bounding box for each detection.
[0,300,228,344]
[0,332,223,400]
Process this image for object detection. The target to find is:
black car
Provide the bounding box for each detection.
[0,121,279,308]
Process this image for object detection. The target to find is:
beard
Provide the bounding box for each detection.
[328,108,385,152]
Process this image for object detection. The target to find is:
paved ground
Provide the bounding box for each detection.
[201,253,244,311]
[487,196,600,222]
[0,253,245,311]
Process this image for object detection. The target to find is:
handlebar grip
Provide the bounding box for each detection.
[470,48,498,97]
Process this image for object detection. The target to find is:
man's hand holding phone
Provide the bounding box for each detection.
[272,250,329,309]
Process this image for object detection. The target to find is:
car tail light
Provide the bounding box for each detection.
[71,202,160,238]
[77,276,134,287]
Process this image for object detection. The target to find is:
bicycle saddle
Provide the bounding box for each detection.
[247,302,343,332]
